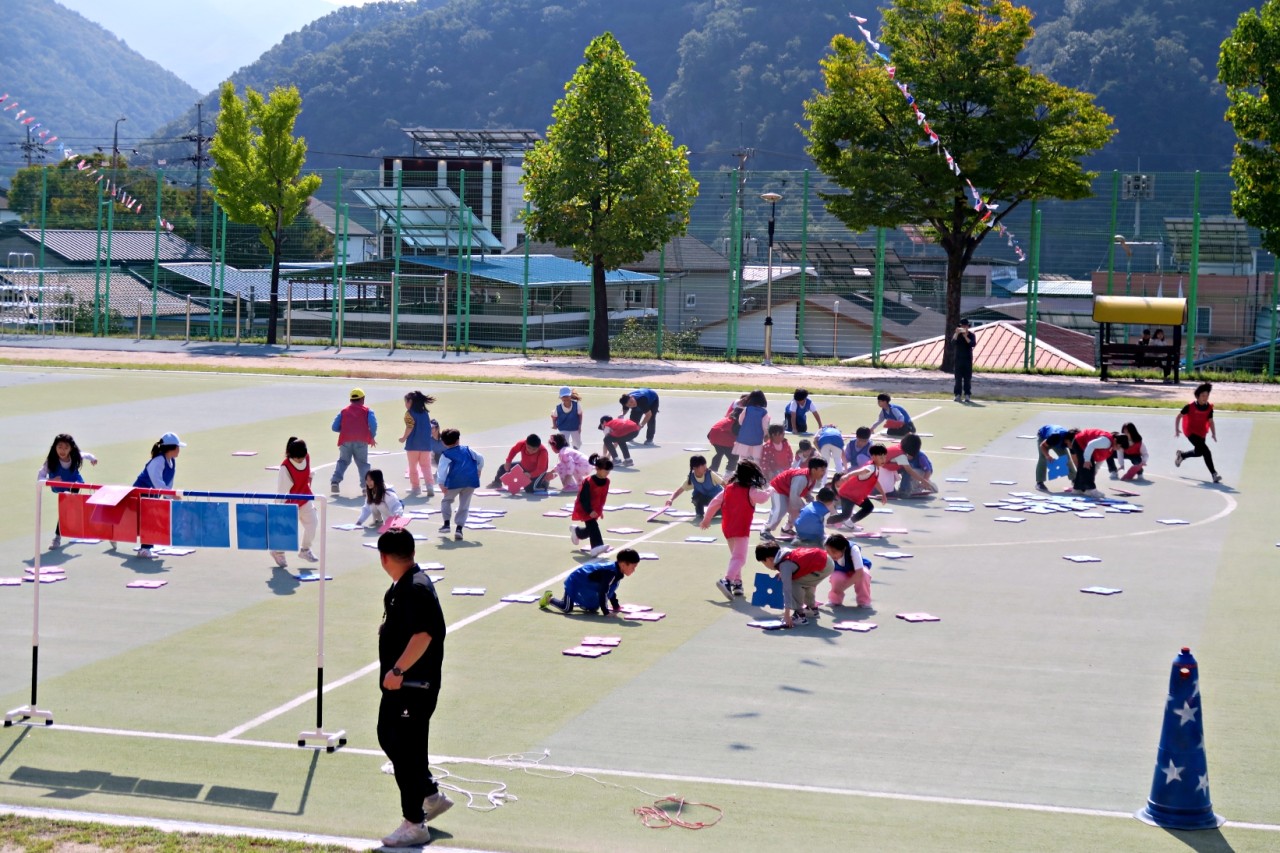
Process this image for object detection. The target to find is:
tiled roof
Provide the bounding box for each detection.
[0,268,192,316]
[20,229,210,263]
[162,263,363,302]
[849,320,1094,371]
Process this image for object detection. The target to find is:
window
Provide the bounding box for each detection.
[685,294,697,309]
[1195,306,1211,337]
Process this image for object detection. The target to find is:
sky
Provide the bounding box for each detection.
[53,0,379,93]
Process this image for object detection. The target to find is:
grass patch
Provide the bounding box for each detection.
[0,813,352,851]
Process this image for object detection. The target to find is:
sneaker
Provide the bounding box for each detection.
[790,612,809,626]
[438,522,451,534]
[270,550,288,568]
[109,540,117,550]
[424,791,454,821]
[381,818,430,848]
[1035,482,1049,493]
[1174,450,1184,468]
[1085,489,1105,500]
[694,512,704,523]
[373,511,385,526]
[49,535,61,550]
[642,440,654,446]
[330,482,340,496]
[759,529,776,542]
[715,578,734,602]
[964,395,971,403]
[780,526,796,537]
[454,527,463,541]
[298,548,318,562]
[731,580,744,597]
[1212,473,1223,484]
[839,519,860,531]
[588,544,610,556]
[426,486,435,498]
[569,523,580,546]
[538,590,553,610]
[954,394,962,403]
[1109,471,1119,479]
[137,547,154,559]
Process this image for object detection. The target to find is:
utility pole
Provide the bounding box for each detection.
[181,100,213,245]
[20,126,48,167]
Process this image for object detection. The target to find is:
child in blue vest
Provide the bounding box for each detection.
[133,432,185,559]
[872,393,915,437]
[784,388,823,434]
[843,426,874,469]
[814,424,846,478]
[733,389,770,464]
[793,486,837,545]
[664,455,724,522]
[398,390,437,498]
[38,433,99,550]
[538,548,641,615]
[435,428,484,541]
[551,386,585,449]
[825,532,873,608]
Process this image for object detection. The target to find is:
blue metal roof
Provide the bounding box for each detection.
[402,254,656,287]
[161,263,361,302]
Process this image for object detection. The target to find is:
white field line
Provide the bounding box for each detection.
[216,522,678,740]
[18,727,1280,833]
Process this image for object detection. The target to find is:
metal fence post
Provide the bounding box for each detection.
[236,295,241,345]
[286,281,293,349]
[185,296,191,343]
[522,201,531,356]
[151,169,161,338]
[1185,171,1202,369]
[1106,171,1119,295]
[1269,253,1278,379]
[135,300,142,341]
[797,170,810,364]
[872,227,885,365]
[656,244,666,358]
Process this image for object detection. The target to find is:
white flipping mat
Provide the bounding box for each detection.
[452,587,486,596]
[896,612,940,622]
[126,580,168,589]
[833,621,878,632]
[1080,586,1122,595]
[501,594,539,603]
[1062,555,1102,563]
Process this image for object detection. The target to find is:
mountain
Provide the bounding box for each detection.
[0,0,199,180]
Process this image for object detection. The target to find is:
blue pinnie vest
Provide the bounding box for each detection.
[442,445,480,489]
[133,457,176,489]
[737,406,767,446]
[48,460,84,493]
[794,501,829,541]
[815,425,845,450]
[554,401,582,432]
[687,470,723,500]
[404,409,433,452]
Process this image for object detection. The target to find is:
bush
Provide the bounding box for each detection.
[611,317,703,358]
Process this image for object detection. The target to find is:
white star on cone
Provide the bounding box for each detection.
[1173,700,1199,726]
[1162,759,1184,784]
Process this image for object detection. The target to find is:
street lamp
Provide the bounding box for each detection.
[111,116,127,170]
[760,191,782,365]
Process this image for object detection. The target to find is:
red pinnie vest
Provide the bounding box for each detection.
[337,403,374,445]
[284,455,311,505]
[781,547,829,579]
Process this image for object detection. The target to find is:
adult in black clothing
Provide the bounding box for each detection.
[952,319,976,403]
[375,528,452,848]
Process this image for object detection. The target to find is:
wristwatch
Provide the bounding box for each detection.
[391,667,403,677]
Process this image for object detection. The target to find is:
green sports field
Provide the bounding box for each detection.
[1,366,1277,852]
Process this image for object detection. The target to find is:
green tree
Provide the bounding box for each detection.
[522,32,698,361]
[209,82,321,345]
[1221,0,1280,256]
[803,0,1113,369]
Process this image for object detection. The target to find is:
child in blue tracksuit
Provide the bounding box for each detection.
[793,486,836,545]
[665,455,724,522]
[538,548,641,615]
[814,424,846,478]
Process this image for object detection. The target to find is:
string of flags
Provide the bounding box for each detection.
[1,90,175,232]
[849,15,1026,262]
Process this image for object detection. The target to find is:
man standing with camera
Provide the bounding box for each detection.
[952,319,976,403]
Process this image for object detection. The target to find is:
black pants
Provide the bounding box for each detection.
[627,409,657,442]
[377,686,440,823]
[603,434,633,461]
[709,444,738,473]
[885,425,914,437]
[1183,434,1217,475]
[829,497,873,525]
[574,518,604,548]
[1070,448,1098,492]
[953,363,972,397]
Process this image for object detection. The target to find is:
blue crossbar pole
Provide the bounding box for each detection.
[180,490,316,501]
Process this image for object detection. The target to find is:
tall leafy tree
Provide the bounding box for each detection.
[1221,0,1280,256]
[803,0,1113,369]
[209,82,321,345]
[523,32,699,361]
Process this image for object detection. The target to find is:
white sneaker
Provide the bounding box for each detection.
[298,548,318,562]
[137,548,154,559]
[330,482,340,495]
[381,818,430,847]
[1085,489,1105,500]
[423,791,454,821]
[715,578,734,602]
[270,551,288,568]
[568,523,580,546]
[588,544,611,557]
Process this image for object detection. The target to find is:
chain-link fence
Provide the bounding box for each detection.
[4,164,1277,375]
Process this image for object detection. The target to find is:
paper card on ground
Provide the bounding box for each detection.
[295,571,333,582]
[665,510,695,518]
[26,566,65,575]
[369,450,392,456]
[851,531,881,539]
[464,522,496,529]
[152,546,195,556]
[646,507,668,523]
[1075,512,1105,519]
[231,451,258,457]
[685,536,717,543]
[0,578,22,586]
[452,587,486,596]
[645,489,674,496]
[1062,555,1102,563]
[1017,434,1037,439]
[627,611,666,621]
[943,496,970,502]
[427,575,444,583]
[264,465,280,471]
[833,621,878,632]
[871,507,893,514]
[682,447,708,452]
[1158,519,1190,525]
[126,580,168,589]
[618,502,651,510]
[501,594,539,603]
[896,612,940,622]
[637,552,660,560]
[607,527,643,535]
[473,489,502,497]
[746,619,787,630]
[944,477,968,482]
[941,446,966,452]
[25,575,66,583]
[993,516,1026,523]
[618,604,652,613]
[1081,586,1122,595]
[420,561,445,570]
[945,506,975,512]
[68,538,102,544]
[878,527,909,534]
[582,636,621,646]
[542,510,572,517]
[875,551,913,559]
[563,645,612,658]
[990,480,1017,485]
[332,523,361,531]
[1111,488,1141,497]
[608,488,632,495]
[581,545,612,556]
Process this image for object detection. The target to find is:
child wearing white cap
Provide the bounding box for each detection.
[550,387,584,449]
[130,432,185,559]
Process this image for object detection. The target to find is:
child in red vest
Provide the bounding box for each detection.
[570,454,614,556]
[598,415,641,467]
[1069,428,1125,498]
[755,542,835,627]
[700,459,771,600]
[330,388,377,496]
[1107,422,1149,481]
[1175,382,1220,483]
[827,444,889,529]
[761,458,828,540]
[272,436,319,568]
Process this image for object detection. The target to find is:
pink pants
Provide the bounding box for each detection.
[1120,463,1144,481]
[827,568,872,607]
[725,536,750,582]
[406,450,433,490]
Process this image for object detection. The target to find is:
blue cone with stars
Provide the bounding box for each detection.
[1136,647,1225,829]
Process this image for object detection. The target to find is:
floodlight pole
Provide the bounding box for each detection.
[761,191,781,365]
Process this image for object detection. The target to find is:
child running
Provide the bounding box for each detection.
[1175,382,1221,483]
[358,469,403,528]
[569,454,614,556]
[599,414,641,467]
[548,433,593,491]
[827,444,889,529]
[398,391,437,498]
[664,454,724,522]
[271,437,319,568]
[38,433,98,550]
[754,541,834,628]
[759,424,794,480]
[132,432,185,559]
[435,428,484,541]
[538,549,640,616]
[700,459,772,600]
[551,387,585,449]
[825,532,872,609]
[784,388,823,433]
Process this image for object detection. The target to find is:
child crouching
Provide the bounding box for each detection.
[538,549,641,615]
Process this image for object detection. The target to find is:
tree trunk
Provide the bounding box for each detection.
[941,244,965,374]
[591,254,609,361]
[266,210,283,345]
